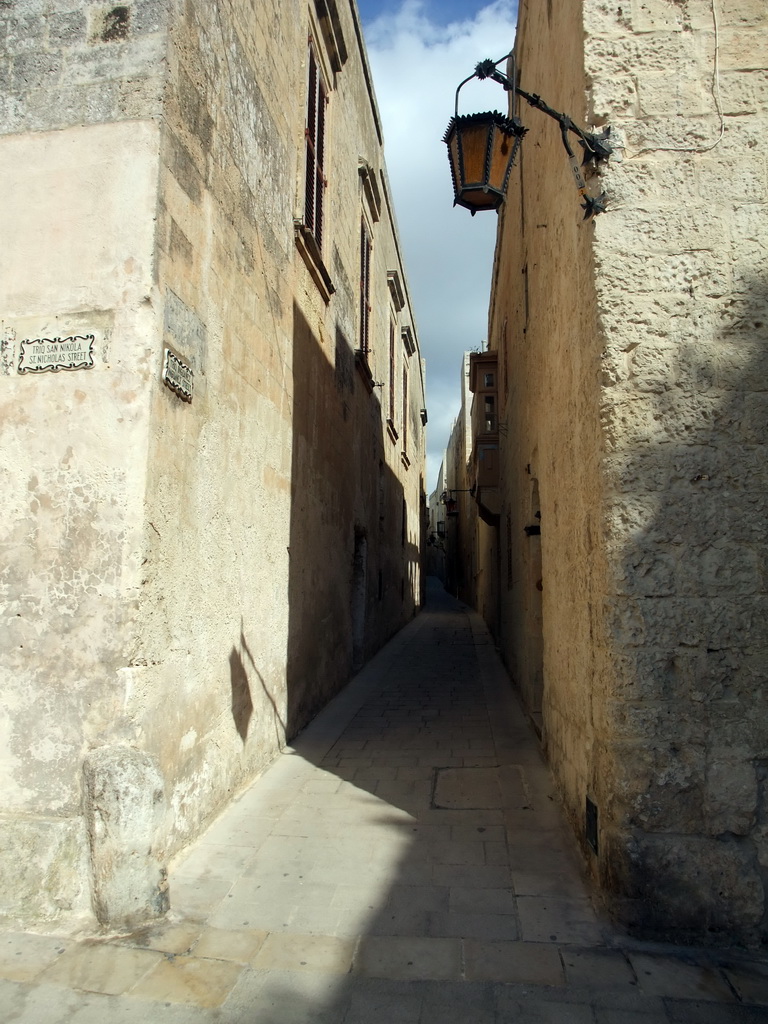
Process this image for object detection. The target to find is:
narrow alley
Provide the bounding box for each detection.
[2,581,767,1023]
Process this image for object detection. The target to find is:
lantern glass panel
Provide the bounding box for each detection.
[488,126,514,193]
[457,120,492,185]
[445,111,523,213]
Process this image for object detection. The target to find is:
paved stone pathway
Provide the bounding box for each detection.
[3,580,768,1022]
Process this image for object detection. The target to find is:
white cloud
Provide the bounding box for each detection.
[364,1,518,489]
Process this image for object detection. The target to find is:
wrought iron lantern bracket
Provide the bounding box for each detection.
[448,52,612,218]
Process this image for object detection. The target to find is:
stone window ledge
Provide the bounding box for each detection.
[294,221,335,303]
[355,349,375,393]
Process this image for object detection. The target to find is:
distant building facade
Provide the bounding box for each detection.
[466,0,768,943]
[0,0,425,930]
[443,352,475,602]
[426,464,448,583]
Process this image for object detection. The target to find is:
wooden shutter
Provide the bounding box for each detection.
[402,365,408,452]
[360,220,371,354]
[389,318,396,421]
[305,43,326,247]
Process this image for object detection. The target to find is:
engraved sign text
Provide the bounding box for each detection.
[18,335,95,375]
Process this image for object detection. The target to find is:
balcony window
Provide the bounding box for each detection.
[484,395,496,432]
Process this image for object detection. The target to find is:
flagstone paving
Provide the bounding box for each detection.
[2,579,768,1022]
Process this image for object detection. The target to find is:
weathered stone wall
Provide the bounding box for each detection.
[0,0,425,930]
[0,0,174,927]
[444,353,475,602]
[0,0,169,134]
[490,0,610,844]
[490,0,768,943]
[132,0,426,858]
[586,0,768,942]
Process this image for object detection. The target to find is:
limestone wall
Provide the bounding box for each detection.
[0,0,169,135]
[0,0,167,923]
[134,0,426,859]
[0,0,425,930]
[586,0,768,942]
[491,0,768,943]
[490,0,609,842]
[444,353,475,602]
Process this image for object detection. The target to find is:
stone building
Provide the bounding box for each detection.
[442,352,475,602]
[426,472,448,584]
[0,0,425,930]
[468,0,768,943]
[441,349,502,629]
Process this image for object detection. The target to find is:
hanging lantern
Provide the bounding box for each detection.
[443,54,611,217]
[443,111,526,215]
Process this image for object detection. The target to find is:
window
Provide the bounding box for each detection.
[360,218,371,355]
[484,395,496,432]
[402,365,408,452]
[388,316,396,422]
[304,40,327,248]
[484,372,495,388]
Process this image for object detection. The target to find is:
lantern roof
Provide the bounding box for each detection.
[444,51,611,217]
[443,110,527,215]
[442,110,526,144]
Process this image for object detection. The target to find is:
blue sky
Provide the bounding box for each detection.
[357,1,519,490]
[358,0,495,25]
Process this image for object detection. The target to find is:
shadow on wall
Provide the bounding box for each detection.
[230,622,287,746]
[223,303,420,761]
[282,301,416,742]
[602,272,768,944]
[228,645,253,742]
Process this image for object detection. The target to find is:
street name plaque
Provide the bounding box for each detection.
[162,348,193,402]
[18,335,95,375]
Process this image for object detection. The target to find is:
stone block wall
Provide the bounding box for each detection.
[0,0,425,930]
[131,0,426,859]
[0,121,163,927]
[444,353,475,603]
[490,0,768,943]
[0,0,176,928]
[586,0,768,942]
[0,0,169,133]
[490,0,610,845]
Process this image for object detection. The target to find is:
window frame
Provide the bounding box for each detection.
[402,363,408,454]
[295,31,335,301]
[388,314,397,423]
[304,37,328,250]
[359,216,372,357]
